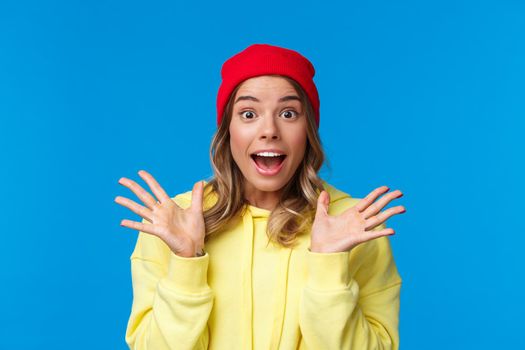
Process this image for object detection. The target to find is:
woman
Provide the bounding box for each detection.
[115,43,406,350]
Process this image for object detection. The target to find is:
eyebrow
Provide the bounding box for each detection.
[234,95,301,104]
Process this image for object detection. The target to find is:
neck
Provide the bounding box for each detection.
[243,183,281,211]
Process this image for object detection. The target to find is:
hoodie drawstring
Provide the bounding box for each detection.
[241,209,255,350]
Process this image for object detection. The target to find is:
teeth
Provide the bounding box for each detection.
[255,152,283,157]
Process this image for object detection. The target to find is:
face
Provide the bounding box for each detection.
[229,75,308,196]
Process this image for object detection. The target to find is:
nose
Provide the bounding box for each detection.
[259,115,280,140]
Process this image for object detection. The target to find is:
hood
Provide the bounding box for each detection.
[173,179,352,210]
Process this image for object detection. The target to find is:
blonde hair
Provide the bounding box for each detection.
[202,75,328,248]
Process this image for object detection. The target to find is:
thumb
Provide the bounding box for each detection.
[315,190,330,218]
[323,190,330,207]
[190,180,204,212]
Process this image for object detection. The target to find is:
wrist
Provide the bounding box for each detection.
[171,245,205,258]
[195,248,205,257]
[309,243,331,253]
[195,241,205,257]
[309,245,353,254]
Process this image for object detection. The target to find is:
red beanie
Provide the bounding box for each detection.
[216,43,320,128]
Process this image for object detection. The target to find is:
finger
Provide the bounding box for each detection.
[120,219,163,237]
[114,195,154,223]
[365,228,396,241]
[315,190,329,219]
[138,170,172,204]
[354,186,390,212]
[190,180,204,212]
[362,189,403,219]
[324,190,330,207]
[118,177,157,209]
[364,205,406,230]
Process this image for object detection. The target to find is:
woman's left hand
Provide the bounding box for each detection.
[310,186,406,254]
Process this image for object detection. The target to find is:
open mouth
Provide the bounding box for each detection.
[250,154,287,172]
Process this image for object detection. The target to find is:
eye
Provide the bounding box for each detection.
[240,111,256,119]
[281,110,298,119]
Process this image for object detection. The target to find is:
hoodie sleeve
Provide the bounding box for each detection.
[124,196,214,350]
[299,222,402,350]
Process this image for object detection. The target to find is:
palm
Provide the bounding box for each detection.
[161,200,206,254]
[114,170,206,258]
[310,186,406,254]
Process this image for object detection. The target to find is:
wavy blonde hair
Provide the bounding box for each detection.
[202,74,328,248]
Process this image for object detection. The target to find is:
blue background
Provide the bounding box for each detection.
[1,0,524,349]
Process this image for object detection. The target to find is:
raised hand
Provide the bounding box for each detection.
[310,186,405,254]
[115,170,206,258]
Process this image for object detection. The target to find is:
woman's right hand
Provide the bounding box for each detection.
[115,170,206,258]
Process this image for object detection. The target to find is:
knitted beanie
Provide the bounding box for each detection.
[216,43,320,128]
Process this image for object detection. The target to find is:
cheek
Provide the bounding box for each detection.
[288,128,308,156]
[229,124,248,160]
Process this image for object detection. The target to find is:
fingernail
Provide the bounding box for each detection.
[398,193,404,198]
[400,209,406,213]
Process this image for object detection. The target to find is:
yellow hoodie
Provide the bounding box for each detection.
[125,180,402,349]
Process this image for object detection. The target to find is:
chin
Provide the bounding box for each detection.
[248,178,288,192]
